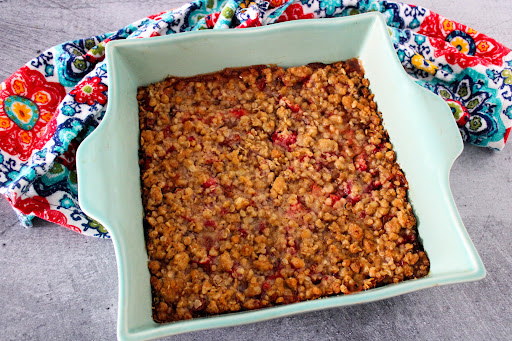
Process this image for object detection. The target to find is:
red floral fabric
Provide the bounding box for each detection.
[0,67,66,161]
[418,12,511,68]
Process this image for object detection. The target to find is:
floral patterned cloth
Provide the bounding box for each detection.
[1,0,511,237]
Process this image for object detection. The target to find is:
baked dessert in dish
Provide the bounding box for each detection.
[137,60,430,323]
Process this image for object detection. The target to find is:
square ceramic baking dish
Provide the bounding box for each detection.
[76,12,485,341]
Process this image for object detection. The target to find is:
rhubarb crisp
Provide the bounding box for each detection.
[137,60,429,323]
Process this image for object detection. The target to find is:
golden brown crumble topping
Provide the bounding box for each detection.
[137,60,429,323]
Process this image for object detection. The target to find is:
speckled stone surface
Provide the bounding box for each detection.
[0,1,511,340]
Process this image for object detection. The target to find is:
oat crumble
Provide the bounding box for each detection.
[137,60,430,322]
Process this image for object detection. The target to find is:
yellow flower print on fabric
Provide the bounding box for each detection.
[12,102,34,124]
[467,27,477,35]
[477,41,490,53]
[33,91,50,105]
[3,95,40,131]
[13,79,25,95]
[411,54,438,75]
[443,19,454,33]
[451,37,470,54]
[0,117,12,130]
[41,111,54,123]
[20,130,32,144]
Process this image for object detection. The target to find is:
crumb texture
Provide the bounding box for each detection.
[137,60,430,322]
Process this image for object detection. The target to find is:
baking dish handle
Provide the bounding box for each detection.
[76,124,114,231]
[416,84,464,170]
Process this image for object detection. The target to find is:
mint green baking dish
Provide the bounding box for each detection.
[76,12,485,341]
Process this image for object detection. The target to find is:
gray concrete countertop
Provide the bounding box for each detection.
[1,0,511,340]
